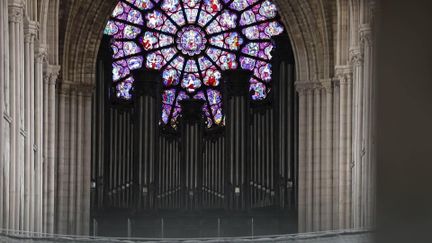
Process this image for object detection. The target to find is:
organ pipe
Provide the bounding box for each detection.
[92,35,296,215]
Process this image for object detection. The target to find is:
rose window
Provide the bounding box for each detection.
[104,0,285,129]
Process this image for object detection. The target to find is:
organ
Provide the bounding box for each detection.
[91,34,297,237]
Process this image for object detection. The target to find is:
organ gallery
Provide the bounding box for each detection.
[93,0,297,236]
[0,0,377,240]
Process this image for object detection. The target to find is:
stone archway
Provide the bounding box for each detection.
[58,0,336,235]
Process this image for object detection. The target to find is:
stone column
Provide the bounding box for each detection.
[56,82,70,234]
[305,86,313,231]
[0,0,9,230]
[23,18,38,233]
[76,89,84,234]
[321,80,334,231]
[34,43,47,234]
[82,87,93,235]
[43,64,60,234]
[350,47,364,229]
[297,83,307,232]
[331,79,340,230]
[297,81,330,232]
[77,86,92,235]
[57,82,94,235]
[312,85,321,231]
[335,66,353,230]
[68,87,77,233]
[360,24,375,228]
[8,0,24,230]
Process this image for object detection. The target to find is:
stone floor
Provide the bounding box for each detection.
[0,229,372,243]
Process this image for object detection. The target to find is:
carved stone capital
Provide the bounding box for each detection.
[340,73,352,85]
[36,43,48,63]
[44,65,61,85]
[334,65,353,85]
[335,65,352,76]
[24,19,39,41]
[58,81,95,97]
[349,47,363,66]
[295,81,322,94]
[320,79,333,93]
[8,0,24,24]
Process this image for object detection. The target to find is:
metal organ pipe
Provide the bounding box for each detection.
[120,113,124,206]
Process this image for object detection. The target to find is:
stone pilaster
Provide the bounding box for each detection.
[56,81,94,235]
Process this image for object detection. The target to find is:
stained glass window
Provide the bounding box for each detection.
[104,0,285,129]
